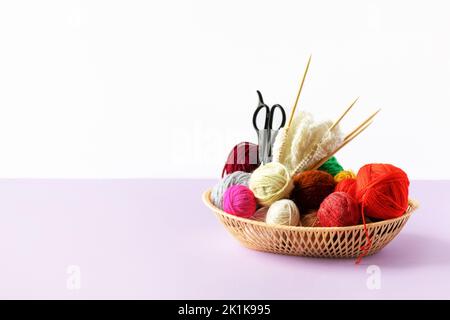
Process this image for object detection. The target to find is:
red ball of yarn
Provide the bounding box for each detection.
[291,170,336,211]
[222,142,260,177]
[335,178,357,199]
[223,185,257,218]
[356,163,410,220]
[318,192,360,227]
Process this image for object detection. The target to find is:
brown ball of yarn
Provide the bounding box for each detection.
[250,206,269,222]
[291,170,336,212]
[301,211,320,227]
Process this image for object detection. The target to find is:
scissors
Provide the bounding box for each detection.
[252,90,286,164]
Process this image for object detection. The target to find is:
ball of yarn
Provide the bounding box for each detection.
[266,199,300,226]
[318,192,360,227]
[291,170,336,211]
[222,142,259,177]
[250,206,269,222]
[223,185,256,218]
[318,156,344,177]
[301,211,320,227]
[356,163,410,220]
[249,162,294,206]
[334,170,356,183]
[335,178,357,199]
[211,171,251,209]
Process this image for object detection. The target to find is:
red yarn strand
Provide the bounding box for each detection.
[355,204,372,264]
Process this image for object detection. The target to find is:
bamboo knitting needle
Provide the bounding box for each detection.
[329,97,360,131]
[344,109,380,141]
[287,54,312,128]
[344,119,374,143]
[273,55,312,163]
[310,120,374,170]
[309,108,379,170]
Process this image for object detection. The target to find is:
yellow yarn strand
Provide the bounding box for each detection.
[334,170,356,183]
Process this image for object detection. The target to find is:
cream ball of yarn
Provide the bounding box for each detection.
[211,171,251,209]
[266,199,301,226]
[249,162,294,206]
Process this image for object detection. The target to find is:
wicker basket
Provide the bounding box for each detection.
[202,189,418,258]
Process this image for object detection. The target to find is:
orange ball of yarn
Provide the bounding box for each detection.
[318,192,360,227]
[291,170,336,212]
[356,163,410,220]
[335,178,357,199]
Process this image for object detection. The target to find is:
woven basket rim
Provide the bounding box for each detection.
[202,189,418,232]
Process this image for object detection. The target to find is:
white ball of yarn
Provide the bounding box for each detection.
[266,199,301,226]
[210,171,251,209]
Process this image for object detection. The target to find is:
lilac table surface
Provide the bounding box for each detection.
[0,179,448,299]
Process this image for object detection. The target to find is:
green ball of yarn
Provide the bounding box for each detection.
[318,156,344,176]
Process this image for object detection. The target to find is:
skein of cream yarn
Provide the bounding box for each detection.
[272,111,343,175]
[249,162,294,206]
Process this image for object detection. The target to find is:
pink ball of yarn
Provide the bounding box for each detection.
[223,185,257,218]
[317,192,360,227]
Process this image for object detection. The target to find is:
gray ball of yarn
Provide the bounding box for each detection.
[211,171,251,209]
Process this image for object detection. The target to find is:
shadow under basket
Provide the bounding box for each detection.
[202,189,419,258]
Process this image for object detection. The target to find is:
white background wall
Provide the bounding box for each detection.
[0,0,449,179]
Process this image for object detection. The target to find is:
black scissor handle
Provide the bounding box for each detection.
[268,104,286,130]
[253,104,270,130]
[253,90,270,130]
[256,90,265,107]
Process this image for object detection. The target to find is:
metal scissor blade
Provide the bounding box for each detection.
[266,129,280,163]
[256,129,270,164]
